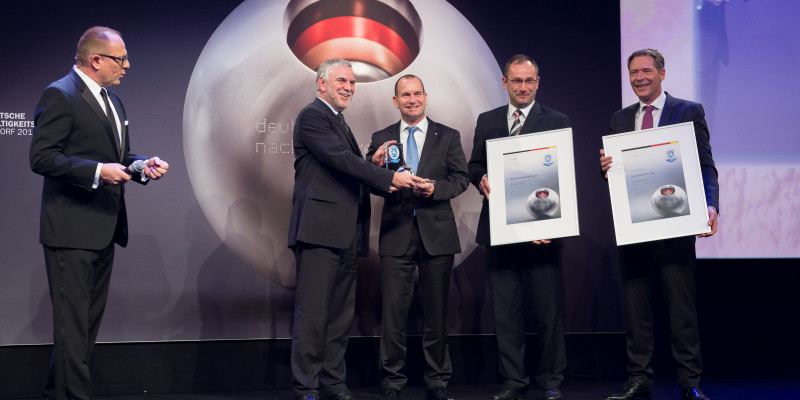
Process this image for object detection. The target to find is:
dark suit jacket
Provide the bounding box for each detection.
[288,97,395,256]
[366,118,469,256]
[30,69,147,250]
[468,103,571,246]
[610,92,719,212]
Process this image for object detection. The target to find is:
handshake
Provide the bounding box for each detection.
[389,171,434,197]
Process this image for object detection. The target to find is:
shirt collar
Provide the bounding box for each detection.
[508,101,535,119]
[73,65,104,96]
[317,96,341,116]
[639,91,666,112]
[401,117,429,134]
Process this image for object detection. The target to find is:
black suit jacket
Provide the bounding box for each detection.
[468,103,571,246]
[610,92,719,212]
[30,69,147,250]
[366,118,469,256]
[288,97,395,256]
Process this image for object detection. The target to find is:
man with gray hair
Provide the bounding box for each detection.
[288,58,425,400]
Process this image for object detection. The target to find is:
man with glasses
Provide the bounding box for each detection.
[30,26,169,399]
[468,54,569,400]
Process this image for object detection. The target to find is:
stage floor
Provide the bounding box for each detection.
[12,379,798,400]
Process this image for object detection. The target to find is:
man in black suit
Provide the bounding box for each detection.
[467,54,568,400]
[29,26,169,399]
[366,75,469,400]
[288,59,426,400]
[600,49,718,400]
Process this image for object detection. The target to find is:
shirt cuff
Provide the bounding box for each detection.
[92,163,102,189]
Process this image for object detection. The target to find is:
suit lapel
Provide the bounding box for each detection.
[73,71,123,160]
[417,118,438,174]
[492,107,509,139]
[616,101,638,132]
[658,92,676,127]
[109,93,126,160]
[317,98,361,157]
[339,116,361,157]
[520,102,543,134]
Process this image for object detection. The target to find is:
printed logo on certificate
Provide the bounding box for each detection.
[486,128,579,246]
[602,122,711,245]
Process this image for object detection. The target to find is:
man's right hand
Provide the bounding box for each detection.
[479,175,491,198]
[371,140,397,167]
[600,149,613,179]
[100,163,131,186]
[390,172,427,192]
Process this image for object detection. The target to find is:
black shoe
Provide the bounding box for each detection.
[544,388,562,400]
[329,390,355,400]
[489,386,520,400]
[603,381,652,400]
[295,393,320,400]
[681,388,710,400]
[426,387,453,400]
[381,388,400,400]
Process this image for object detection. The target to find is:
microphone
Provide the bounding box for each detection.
[127,159,147,174]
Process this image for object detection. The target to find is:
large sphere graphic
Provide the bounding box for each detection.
[183,0,506,287]
[650,184,688,217]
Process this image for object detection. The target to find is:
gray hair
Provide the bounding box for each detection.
[315,58,352,92]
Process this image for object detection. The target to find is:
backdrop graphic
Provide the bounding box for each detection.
[183,0,505,290]
[0,0,672,345]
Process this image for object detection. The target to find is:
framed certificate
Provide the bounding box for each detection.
[602,122,711,245]
[486,128,580,246]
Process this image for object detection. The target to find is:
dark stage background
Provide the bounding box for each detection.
[1,0,798,397]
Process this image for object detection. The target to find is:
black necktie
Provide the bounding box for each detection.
[100,89,122,158]
[338,112,359,151]
[337,112,349,131]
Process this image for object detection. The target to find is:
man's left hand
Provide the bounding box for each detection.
[143,156,169,180]
[414,180,434,198]
[698,206,718,238]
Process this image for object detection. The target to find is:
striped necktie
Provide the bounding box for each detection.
[509,109,523,136]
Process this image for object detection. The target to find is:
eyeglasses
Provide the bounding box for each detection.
[508,78,538,87]
[97,53,129,66]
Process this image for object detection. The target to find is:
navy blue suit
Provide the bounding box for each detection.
[608,92,719,389]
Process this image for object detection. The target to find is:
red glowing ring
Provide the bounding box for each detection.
[290,16,414,68]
